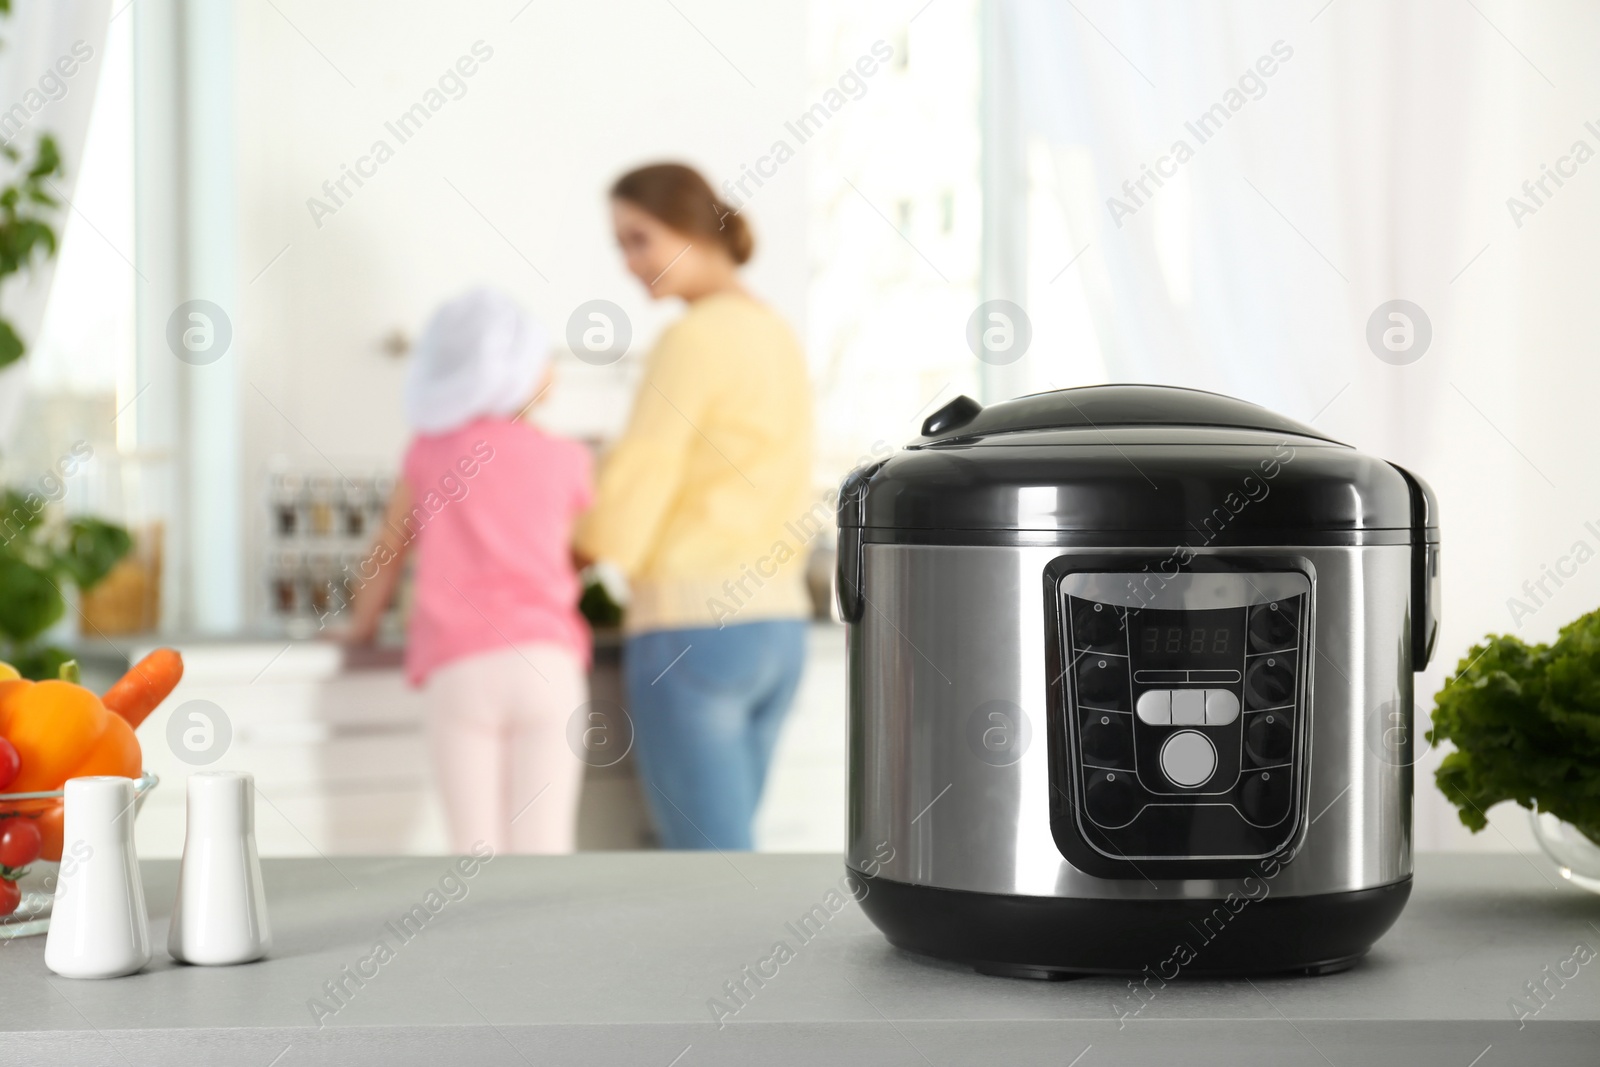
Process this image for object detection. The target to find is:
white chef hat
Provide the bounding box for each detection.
[404,287,550,435]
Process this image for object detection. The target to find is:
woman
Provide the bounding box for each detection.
[577,163,813,851]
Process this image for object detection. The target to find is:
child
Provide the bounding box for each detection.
[343,287,592,854]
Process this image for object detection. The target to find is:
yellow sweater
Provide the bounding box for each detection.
[576,292,815,633]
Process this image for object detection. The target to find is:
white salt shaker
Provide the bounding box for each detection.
[45,776,152,979]
[168,771,271,965]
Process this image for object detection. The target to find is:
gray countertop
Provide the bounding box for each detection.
[4,852,1599,1065]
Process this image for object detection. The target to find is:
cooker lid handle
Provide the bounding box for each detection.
[921,395,983,437]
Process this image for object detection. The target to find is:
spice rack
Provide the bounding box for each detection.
[263,470,398,629]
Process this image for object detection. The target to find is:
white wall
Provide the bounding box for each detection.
[232,0,810,620]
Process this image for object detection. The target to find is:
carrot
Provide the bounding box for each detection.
[102,648,184,729]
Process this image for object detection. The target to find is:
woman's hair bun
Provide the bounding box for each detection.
[718,205,753,265]
[612,162,757,265]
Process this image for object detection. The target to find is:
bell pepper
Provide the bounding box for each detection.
[0,659,164,870]
[0,670,141,793]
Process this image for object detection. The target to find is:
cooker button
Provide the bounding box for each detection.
[1248,600,1298,653]
[1170,689,1206,725]
[1241,770,1292,825]
[1085,771,1139,826]
[1076,658,1126,707]
[1204,689,1240,725]
[1135,689,1171,725]
[1072,601,1123,650]
[1159,730,1216,788]
[1245,712,1293,766]
[1245,655,1295,709]
[1081,713,1132,766]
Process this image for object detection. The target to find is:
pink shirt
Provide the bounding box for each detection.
[401,419,592,686]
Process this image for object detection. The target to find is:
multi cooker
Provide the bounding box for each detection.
[838,384,1439,978]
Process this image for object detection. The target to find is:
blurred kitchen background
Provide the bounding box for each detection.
[2,0,1597,858]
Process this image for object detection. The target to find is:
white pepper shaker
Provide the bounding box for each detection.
[45,776,151,979]
[168,771,271,965]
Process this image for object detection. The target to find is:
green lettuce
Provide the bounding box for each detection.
[1429,608,1600,845]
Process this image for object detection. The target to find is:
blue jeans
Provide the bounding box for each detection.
[623,620,807,850]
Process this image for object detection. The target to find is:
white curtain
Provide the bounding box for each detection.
[0,0,112,440]
[993,0,1599,851]
[997,0,1490,421]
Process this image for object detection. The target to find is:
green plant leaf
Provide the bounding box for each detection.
[15,218,55,259]
[0,130,66,377]
[8,643,76,682]
[26,134,60,180]
[0,319,20,371]
[0,487,41,538]
[54,517,133,590]
[0,553,64,642]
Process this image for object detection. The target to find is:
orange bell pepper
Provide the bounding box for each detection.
[0,676,26,733]
[0,673,141,793]
[0,663,144,863]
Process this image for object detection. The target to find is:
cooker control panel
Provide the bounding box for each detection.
[1048,566,1311,870]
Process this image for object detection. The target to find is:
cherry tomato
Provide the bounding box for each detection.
[0,737,18,792]
[0,878,18,918]
[34,802,64,862]
[0,819,41,869]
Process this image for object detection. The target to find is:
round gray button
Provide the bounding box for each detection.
[1160,729,1216,788]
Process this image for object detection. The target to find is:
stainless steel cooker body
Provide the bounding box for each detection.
[837,385,1440,977]
[844,540,1414,901]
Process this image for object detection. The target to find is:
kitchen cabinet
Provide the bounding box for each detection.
[116,625,846,857]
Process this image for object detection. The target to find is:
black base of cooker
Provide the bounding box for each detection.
[854,871,1411,979]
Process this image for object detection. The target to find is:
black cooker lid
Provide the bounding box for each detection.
[915,383,1338,444]
[840,385,1438,540]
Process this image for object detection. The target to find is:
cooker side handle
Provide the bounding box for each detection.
[1389,463,1441,671]
[835,461,884,623]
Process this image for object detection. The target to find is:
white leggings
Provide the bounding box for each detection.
[424,642,586,854]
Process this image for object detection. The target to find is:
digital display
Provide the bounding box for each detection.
[1126,606,1245,671]
[1141,625,1232,655]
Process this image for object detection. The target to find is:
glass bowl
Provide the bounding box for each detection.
[0,772,159,939]
[1530,810,1600,895]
